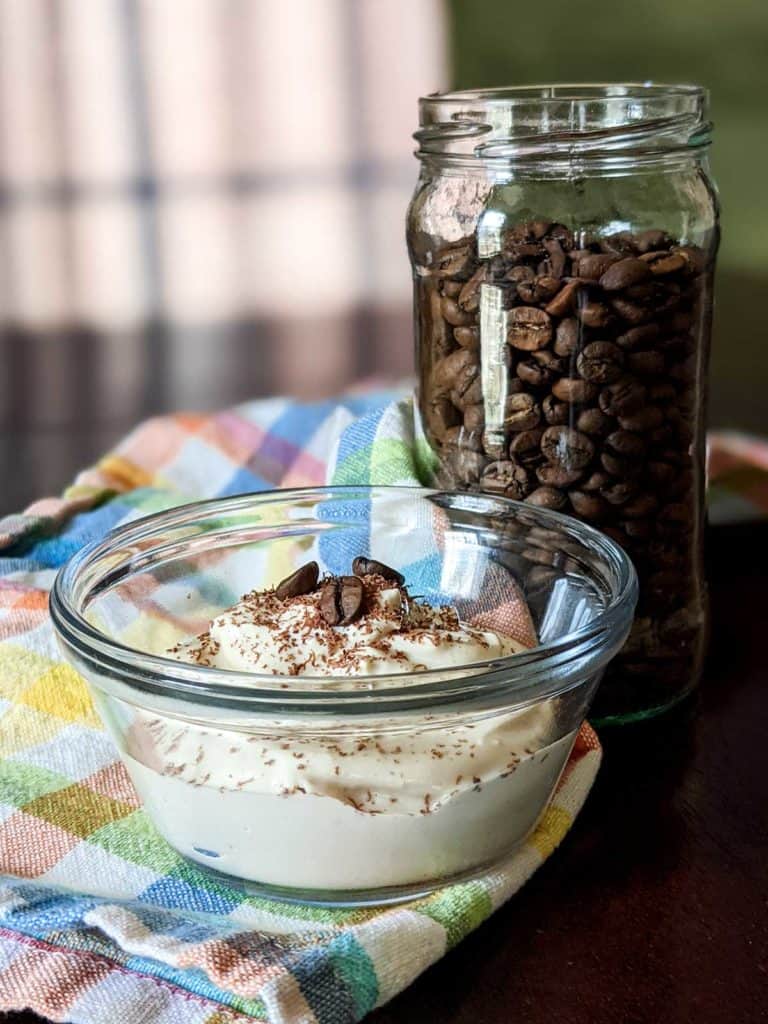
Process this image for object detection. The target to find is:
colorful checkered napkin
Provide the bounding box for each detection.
[0,395,763,1024]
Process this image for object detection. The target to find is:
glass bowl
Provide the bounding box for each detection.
[50,486,637,906]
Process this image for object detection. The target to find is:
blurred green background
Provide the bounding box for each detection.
[448,0,768,430]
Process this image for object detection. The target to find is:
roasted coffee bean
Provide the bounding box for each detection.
[659,502,691,526]
[648,381,677,403]
[428,285,453,356]
[536,463,584,488]
[319,580,342,625]
[510,428,545,467]
[457,266,486,312]
[598,378,647,417]
[481,460,531,500]
[507,306,553,350]
[599,454,638,483]
[670,355,697,382]
[526,486,567,510]
[463,404,485,431]
[545,279,583,318]
[635,229,672,253]
[576,341,625,384]
[618,406,665,432]
[659,335,692,361]
[432,241,473,277]
[543,238,566,277]
[646,460,677,489]
[640,250,687,276]
[506,264,535,285]
[605,429,647,459]
[610,296,651,324]
[599,231,639,256]
[581,470,610,492]
[432,347,478,396]
[542,393,569,425]
[517,275,561,304]
[554,317,580,356]
[506,241,545,261]
[503,393,540,431]
[600,479,639,505]
[576,253,620,280]
[339,576,365,624]
[440,295,476,327]
[622,493,659,519]
[505,221,543,244]
[653,286,684,317]
[576,407,613,436]
[547,223,574,250]
[445,447,487,486]
[427,397,460,440]
[319,577,364,626]
[552,378,598,404]
[454,326,480,349]
[352,557,405,586]
[482,432,506,460]
[452,373,483,409]
[599,257,652,292]
[541,426,595,470]
[627,350,665,377]
[276,561,319,599]
[569,490,609,520]
[577,300,613,328]
[616,323,660,350]
[601,429,646,475]
[673,245,706,274]
[532,349,566,373]
[444,425,483,452]
[624,282,655,302]
[517,358,553,387]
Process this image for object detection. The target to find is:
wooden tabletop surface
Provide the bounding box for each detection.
[2,519,766,1024]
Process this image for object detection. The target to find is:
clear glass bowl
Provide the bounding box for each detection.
[51,486,637,906]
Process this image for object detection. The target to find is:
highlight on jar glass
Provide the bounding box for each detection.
[50,486,637,906]
[407,84,720,723]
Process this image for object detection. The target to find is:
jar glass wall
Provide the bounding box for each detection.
[408,85,719,723]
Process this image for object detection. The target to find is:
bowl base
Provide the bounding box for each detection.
[174,845,523,908]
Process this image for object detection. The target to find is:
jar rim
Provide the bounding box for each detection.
[50,485,638,717]
[420,83,707,105]
[416,82,711,168]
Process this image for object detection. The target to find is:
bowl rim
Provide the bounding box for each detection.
[50,485,638,714]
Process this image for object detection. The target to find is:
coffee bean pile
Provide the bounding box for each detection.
[416,219,713,714]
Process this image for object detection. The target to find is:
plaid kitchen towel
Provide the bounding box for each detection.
[0,393,761,1024]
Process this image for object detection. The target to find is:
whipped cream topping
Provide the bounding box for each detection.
[170,573,525,677]
[129,702,556,816]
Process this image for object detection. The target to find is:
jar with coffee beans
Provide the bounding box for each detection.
[407,85,719,723]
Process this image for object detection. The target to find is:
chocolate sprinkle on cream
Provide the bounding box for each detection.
[169,558,525,678]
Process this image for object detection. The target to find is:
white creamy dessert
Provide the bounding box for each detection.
[121,560,577,894]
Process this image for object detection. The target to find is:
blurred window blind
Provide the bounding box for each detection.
[0,0,447,417]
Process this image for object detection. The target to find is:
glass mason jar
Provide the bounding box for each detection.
[407,84,719,724]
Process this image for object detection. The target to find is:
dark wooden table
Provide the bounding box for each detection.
[3,520,767,1024]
